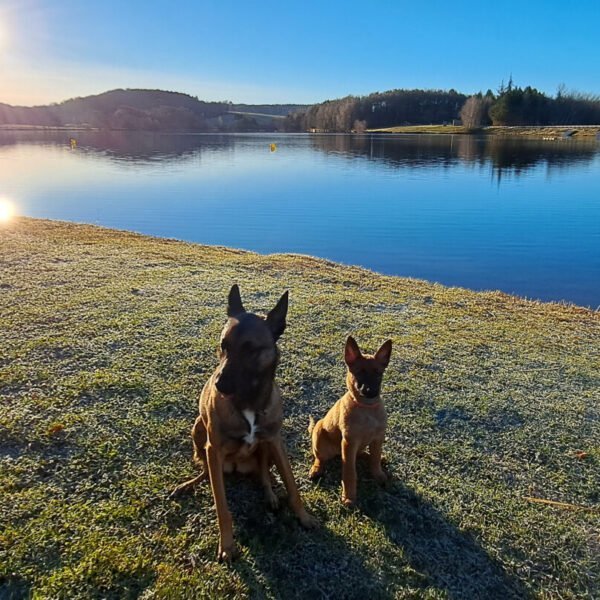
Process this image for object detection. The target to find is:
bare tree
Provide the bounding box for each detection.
[460,95,490,129]
[352,119,367,133]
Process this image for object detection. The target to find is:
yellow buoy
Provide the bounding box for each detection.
[270,143,277,152]
[69,137,77,149]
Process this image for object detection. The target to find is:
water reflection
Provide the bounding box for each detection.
[309,134,599,182]
[0,130,235,165]
[2,131,598,178]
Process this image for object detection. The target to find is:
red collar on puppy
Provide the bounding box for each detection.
[351,396,381,409]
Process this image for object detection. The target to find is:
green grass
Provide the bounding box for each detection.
[1,218,599,599]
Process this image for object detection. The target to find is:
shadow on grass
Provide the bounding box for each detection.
[313,458,531,599]
[170,458,530,599]
[0,575,32,600]
[171,475,389,599]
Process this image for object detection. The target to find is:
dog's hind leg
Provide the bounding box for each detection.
[191,416,208,471]
[170,417,209,497]
[368,437,389,485]
[309,420,339,480]
[170,472,208,498]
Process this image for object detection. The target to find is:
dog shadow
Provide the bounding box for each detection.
[308,457,530,599]
[169,473,386,598]
[169,459,529,599]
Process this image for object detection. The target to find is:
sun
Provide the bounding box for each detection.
[0,198,15,222]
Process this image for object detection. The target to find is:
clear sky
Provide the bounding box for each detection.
[1,0,599,106]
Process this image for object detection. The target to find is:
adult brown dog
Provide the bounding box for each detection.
[309,336,392,506]
[172,285,317,561]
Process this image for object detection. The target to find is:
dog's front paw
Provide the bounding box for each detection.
[264,488,280,511]
[342,495,356,509]
[308,465,323,481]
[298,511,319,529]
[217,541,240,563]
[372,469,390,486]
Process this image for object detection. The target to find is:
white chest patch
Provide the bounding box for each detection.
[242,409,258,445]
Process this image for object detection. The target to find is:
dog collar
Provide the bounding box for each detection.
[351,396,381,409]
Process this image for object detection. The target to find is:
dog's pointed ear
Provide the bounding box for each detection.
[344,336,362,367]
[227,284,245,317]
[375,339,393,368]
[266,291,288,341]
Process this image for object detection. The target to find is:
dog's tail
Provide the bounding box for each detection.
[308,415,316,435]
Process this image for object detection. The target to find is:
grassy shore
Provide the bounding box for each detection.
[369,124,600,138]
[1,218,599,599]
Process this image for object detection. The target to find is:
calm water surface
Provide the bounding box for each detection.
[1,131,599,307]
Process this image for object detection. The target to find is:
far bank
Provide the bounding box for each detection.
[368,124,600,138]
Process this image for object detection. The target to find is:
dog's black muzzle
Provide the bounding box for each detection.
[215,370,235,395]
[359,384,379,398]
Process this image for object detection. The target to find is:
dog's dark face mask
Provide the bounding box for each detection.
[215,285,288,406]
[344,336,392,399]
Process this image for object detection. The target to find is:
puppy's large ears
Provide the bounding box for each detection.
[227,284,245,317]
[344,336,362,367]
[375,339,393,368]
[266,291,288,341]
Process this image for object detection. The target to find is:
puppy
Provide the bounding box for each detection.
[172,285,317,561]
[309,336,392,506]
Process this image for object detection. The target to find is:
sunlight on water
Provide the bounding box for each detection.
[0,198,15,222]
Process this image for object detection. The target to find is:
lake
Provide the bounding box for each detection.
[1,130,599,307]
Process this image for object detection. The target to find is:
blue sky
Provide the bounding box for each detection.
[1,0,599,105]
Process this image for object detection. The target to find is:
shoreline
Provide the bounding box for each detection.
[6,217,598,311]
[368,124,600,138]
[2,124,600,138]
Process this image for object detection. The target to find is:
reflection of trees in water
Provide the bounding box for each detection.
[311,134,461,169]
[310,134,599,181]
[2,131,598,177]
[0,130,236,165]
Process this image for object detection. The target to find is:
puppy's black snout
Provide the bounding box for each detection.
[360,383,379,398]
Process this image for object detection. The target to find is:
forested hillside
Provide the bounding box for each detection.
[0,90,303,131]
[284,83,600,132]
[0,89,229,130]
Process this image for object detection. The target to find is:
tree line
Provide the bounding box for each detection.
[284,82,600,132]
[284,89,467,132]
[461,80,600,128]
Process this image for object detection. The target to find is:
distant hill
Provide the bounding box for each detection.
[0,89,306,131]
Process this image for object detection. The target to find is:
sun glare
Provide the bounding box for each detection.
[0,198,15,222]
